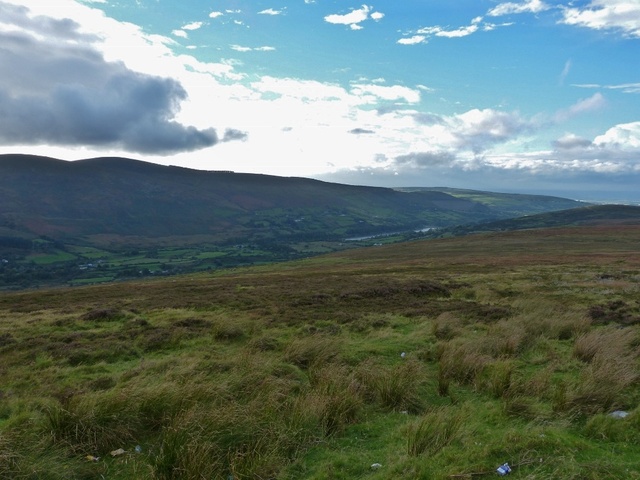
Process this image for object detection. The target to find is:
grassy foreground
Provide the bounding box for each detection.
[1,224,639,479]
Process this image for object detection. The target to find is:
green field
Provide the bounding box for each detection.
[1,224,639,478]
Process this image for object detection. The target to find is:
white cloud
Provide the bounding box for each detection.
[419,24,479,38]
[209,11,224,19]
[350,84,421,104]
[554,93,607,122]
[559,59,572,85]
[573,82,640,94]
[258,8,283,16]
[182,21,203,31]
[324,5,383,29]
[324,5,370,25]
[397,35,426,45]
[488,0,551,17]
[416,84,435,93]
[561,0,640,37]
[594,121,640,148]
[172,29,188,38]
[230,45,275,52]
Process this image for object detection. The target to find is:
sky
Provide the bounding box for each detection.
[0,0,639,201]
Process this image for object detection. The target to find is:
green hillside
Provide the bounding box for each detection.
[0,223,639,478]
[431,204,640,238]
[0,154,590,289]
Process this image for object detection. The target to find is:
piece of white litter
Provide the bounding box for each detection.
[609,410,629,419]
[400,352,406,358]
[371,463,382,469]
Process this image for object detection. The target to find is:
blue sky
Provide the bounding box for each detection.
[1,0,639,201]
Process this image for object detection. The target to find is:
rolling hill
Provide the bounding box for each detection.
[1,153,620,289]
[1,154,584,245]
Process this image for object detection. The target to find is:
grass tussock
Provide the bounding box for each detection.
[284,335,342,369]
[438,339,491,386]
[407,406,465,456]
[357,358,425,413]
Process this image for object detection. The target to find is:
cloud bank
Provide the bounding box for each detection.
[0,2,218,154]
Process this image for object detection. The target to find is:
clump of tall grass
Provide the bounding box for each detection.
[357,358,425,412]
[284,335,342,369]
[572,326,637,363]
[513,299,590,340]
[567,325,639,414]
[151,404,293,480]
[407,406,465,456]
[303,364,364,435]
[43,383,190,455]
[481,321,528,358]
[431,312,462,340]
[212,318,246,342]
[568,355,639,415]
[584,409,640,442]
[438,339,490,386]
[482,360,515,398]
[0,432,21,479]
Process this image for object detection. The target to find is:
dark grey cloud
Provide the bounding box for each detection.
[395,151,456,167]
[0,3,218,154]
[222,128,248,142]
[552,135,593,150]
[0,2,97,42]
[451,110,534,153]
[349,128,375,135]
[412,113,444,125]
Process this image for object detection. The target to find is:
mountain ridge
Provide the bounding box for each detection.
[2,153,577,244]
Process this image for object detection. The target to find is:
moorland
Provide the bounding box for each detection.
[1,214,639,479]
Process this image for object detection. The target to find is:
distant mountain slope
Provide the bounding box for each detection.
[433,204,640,238]
[0,154,586,248]
[395,187,586,218]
